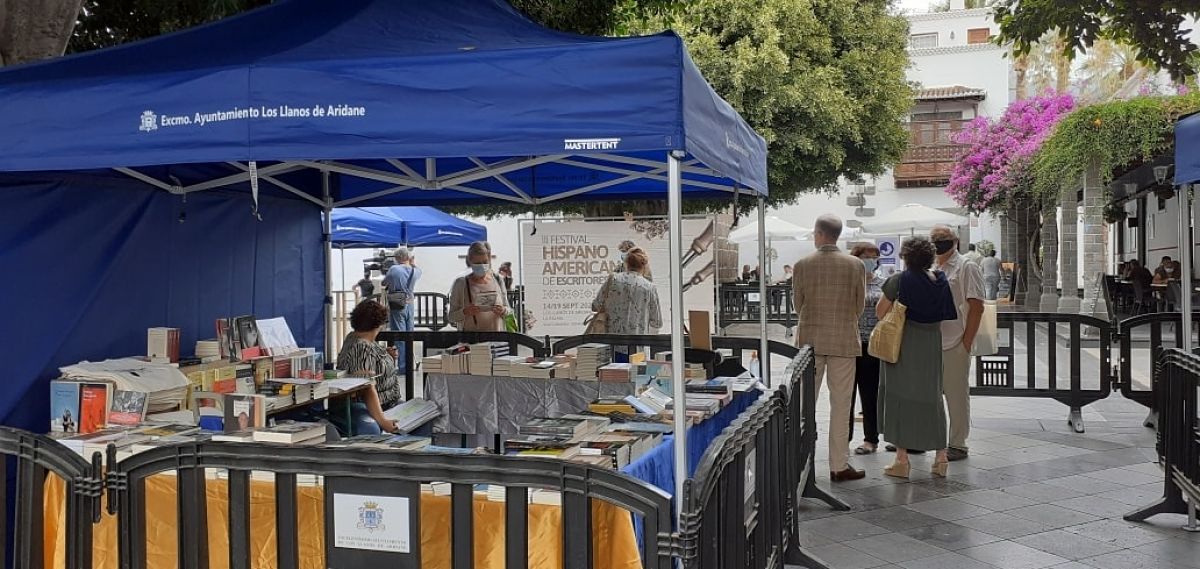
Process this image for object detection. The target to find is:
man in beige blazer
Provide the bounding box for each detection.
[793,214,867,481]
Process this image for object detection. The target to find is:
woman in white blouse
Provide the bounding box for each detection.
[592,248,663,347]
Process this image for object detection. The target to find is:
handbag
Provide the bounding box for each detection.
[386,267,417,310]
[584,277,613,335]
[868,277,907,364]
[970,300,999,356]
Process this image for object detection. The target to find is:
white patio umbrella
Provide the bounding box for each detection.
[728,216,810,243]
[862,203,968,235]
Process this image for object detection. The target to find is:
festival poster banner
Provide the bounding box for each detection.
[521,218,716,336]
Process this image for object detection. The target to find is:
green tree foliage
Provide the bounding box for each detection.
[70,0,271,53]
[1031,92,1200,199]
[630,0,911,208]
[993,0,1200,80]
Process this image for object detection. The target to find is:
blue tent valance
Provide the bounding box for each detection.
[1176,113,1200,184]
[0,0,767,205]
[330,207,486,248]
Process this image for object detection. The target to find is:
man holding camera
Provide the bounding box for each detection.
[383,247,421,370]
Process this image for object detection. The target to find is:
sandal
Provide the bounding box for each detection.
[854,444,877,455]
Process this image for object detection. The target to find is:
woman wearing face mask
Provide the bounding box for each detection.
[849,245,884,454]
[448,241,511,332]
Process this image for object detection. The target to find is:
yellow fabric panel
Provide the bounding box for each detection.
[45,474,642,569]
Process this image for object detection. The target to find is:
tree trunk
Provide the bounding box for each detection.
[0,0,83,66]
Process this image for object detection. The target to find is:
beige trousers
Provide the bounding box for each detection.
[815,355,857,472]
[942,342,972,450]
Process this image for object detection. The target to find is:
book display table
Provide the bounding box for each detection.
[424,374,635,437]
[43,474,642,569]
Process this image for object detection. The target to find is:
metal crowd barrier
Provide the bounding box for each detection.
[1124,348,1200,531]
[106,443,674,569]
[1116,311,1200,428]
[972,312,1113,433]
[412,292,451,331]
[0,426,102,569]
[680,346,841,569]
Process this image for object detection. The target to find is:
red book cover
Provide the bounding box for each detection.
[212,379,237,394]
[78,384,108,434]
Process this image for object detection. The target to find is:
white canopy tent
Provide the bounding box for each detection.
[862,203,968,235]
[728,216,811,243]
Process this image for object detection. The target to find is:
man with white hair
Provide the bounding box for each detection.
[930,225,983,461]
[793,214,867,481]
[383,246,421,370]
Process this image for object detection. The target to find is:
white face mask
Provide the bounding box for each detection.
[470,264,489,277]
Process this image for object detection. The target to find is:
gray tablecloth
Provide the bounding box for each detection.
[424,374,636,435]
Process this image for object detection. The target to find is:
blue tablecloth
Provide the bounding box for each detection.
[619,389,760,552]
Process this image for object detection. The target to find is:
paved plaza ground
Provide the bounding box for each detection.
[778,343,1197,569]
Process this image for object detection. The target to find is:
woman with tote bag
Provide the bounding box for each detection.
[874,237,958,479]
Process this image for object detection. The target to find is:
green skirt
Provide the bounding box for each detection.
[878,320,947,451]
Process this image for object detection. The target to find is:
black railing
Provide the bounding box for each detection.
[0,426,102,569]
[1124,349,1200,530]
[105,441,674,569]
[972,312,1112,433]
[718,284,797,333]
[412,292,450,331]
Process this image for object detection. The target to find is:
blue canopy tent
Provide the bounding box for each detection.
[0,0,768,510]
[330,207,486,248]
[1172,114,1200,349]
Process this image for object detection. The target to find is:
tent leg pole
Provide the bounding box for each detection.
[758,196,770,387]
[323,171,335,361]
[667,151,688,520]
[1180,184,1193,351]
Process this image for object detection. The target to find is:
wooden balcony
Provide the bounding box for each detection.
[895,118,968,187]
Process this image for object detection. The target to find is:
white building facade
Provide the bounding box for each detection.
[754,4,1011,274]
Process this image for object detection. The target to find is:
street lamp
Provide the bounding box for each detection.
[1154,165,1170,185]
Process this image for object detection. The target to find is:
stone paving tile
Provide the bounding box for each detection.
[907,477,979,496]
[854,482,948,507]
[899,522,1003,551]
[1060,519,1171,549]
[1003,482,1087,501]
[1130,537,1200,568]
[987,460,1081,482]
[897,551,997,569]
[1082,467,1162,486]
[959,540,1071,569]
[1079,549,1194,569]
[1013,529,1124,560]
[1040,475,1129,495]
[844,532,950,563]
[1052,495,1145,518]
[954,489,1040,511]
[850,506,945,532]
[806,543,890,569]
[1005,504,1101,529]
[797,516,891,541]
[1046,563,1098,569]
[903,498,995,521]
[953,512,1055,539]
[1091,483,1164,507]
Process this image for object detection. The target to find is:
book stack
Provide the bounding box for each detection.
[558,414,611,436]
[503,434,580,459]
[441,353,469,374]
[468,342,510,376]
[421,356,444,374]
[576,439,632,469]
[195,340,222,363]
[59,428,150,459]
[519,417,591,439]
[492,355,526,377]
[59,358,190,415]
[510,360,558,379]
[327,434,432,450]
[383,398,440,433]
[686,378,733,406]
[147,328,181,364]
[588,397,637,415]
[685,364,706,381]
[637,389,672,414]
[575,344,613,380]
[129,432,211,456]
[252,421,327,445]
[598,363,634,383]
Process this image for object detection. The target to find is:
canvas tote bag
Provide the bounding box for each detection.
[970,300,999,356]
[583,276,613,335]
[868,278,907,364]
